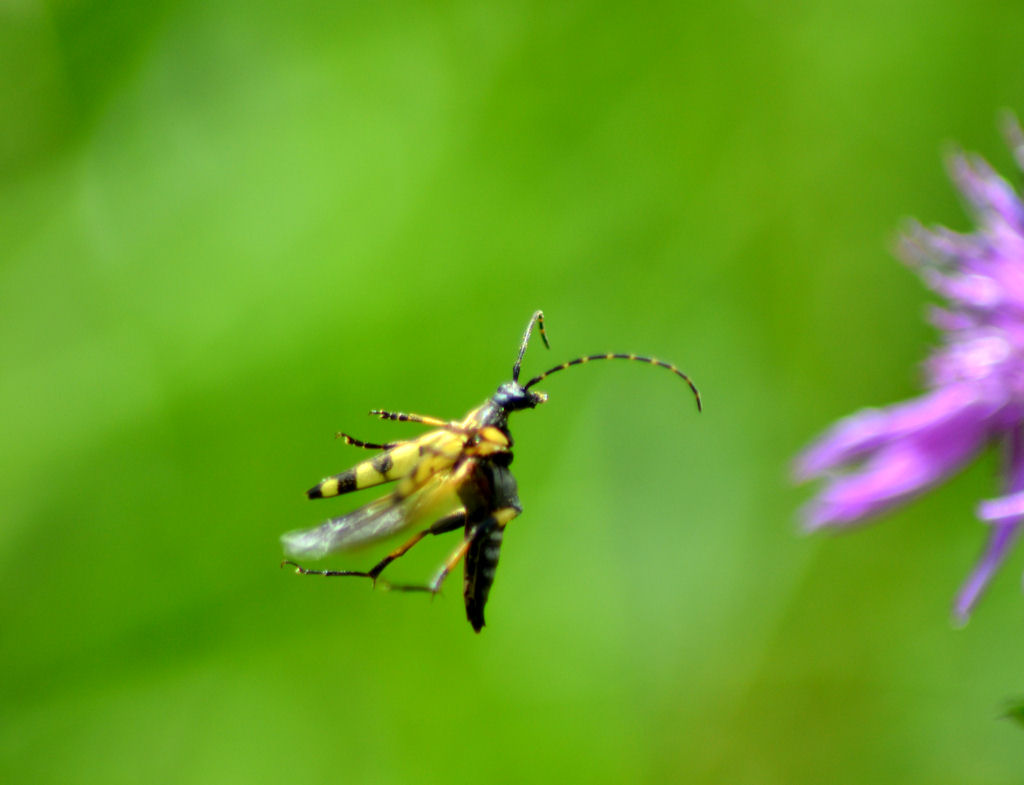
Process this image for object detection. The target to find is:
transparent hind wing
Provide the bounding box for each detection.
[281,458,471,560]
[281,495,414,559]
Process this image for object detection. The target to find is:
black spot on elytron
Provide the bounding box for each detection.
[372,453,393,475]
[306,469,358,499]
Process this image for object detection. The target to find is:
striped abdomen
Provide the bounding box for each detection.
[464,523,505,632]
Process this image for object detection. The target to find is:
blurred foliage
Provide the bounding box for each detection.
[3,1,1024,783]
[1001,697,1024,730]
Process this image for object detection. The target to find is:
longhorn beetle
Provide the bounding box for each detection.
[281,310,701,631]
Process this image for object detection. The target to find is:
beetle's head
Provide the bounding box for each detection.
[494,381,548,412]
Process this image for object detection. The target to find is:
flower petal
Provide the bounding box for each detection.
[800,395,994,529]
[797,118,1024,619]
[949,153,1024,230]
[956,427,1024,621]
[977,489,1024,523]
[794,384,984,479]
[953,522,1022,622]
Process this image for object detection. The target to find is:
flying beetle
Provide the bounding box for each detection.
[281,310,701,632]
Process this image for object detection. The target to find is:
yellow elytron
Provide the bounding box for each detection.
[281,310,701,631]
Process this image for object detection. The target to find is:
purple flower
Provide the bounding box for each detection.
[795,115,1024,622]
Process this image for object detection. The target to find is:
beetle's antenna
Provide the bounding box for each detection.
[512,310,550,383]
[523,353,702,412]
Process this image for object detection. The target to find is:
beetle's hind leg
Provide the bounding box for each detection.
[382,529,478,596]
[281,562,377,580]
[366,509,467,583]
[385,506,516,601]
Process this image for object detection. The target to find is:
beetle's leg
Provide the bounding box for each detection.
[282,562,377,580]
[369,410,450,427]
[379,525,480,596]
[335,432,400,451]
[365,509,467,582]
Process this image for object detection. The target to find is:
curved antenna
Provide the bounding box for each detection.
[512,310,550,383]
[523,353,702,412]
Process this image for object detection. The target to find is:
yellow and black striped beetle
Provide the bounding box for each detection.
[281,311,701,631]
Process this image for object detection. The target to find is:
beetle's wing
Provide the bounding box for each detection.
[282,486,435,559]
[284,431,476,559]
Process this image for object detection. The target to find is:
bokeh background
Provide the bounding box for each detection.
[4,1,1024,782]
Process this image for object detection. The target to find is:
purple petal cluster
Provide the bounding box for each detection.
[795,116,1024,621]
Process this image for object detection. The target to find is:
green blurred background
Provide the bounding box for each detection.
[3,1,1024,782]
